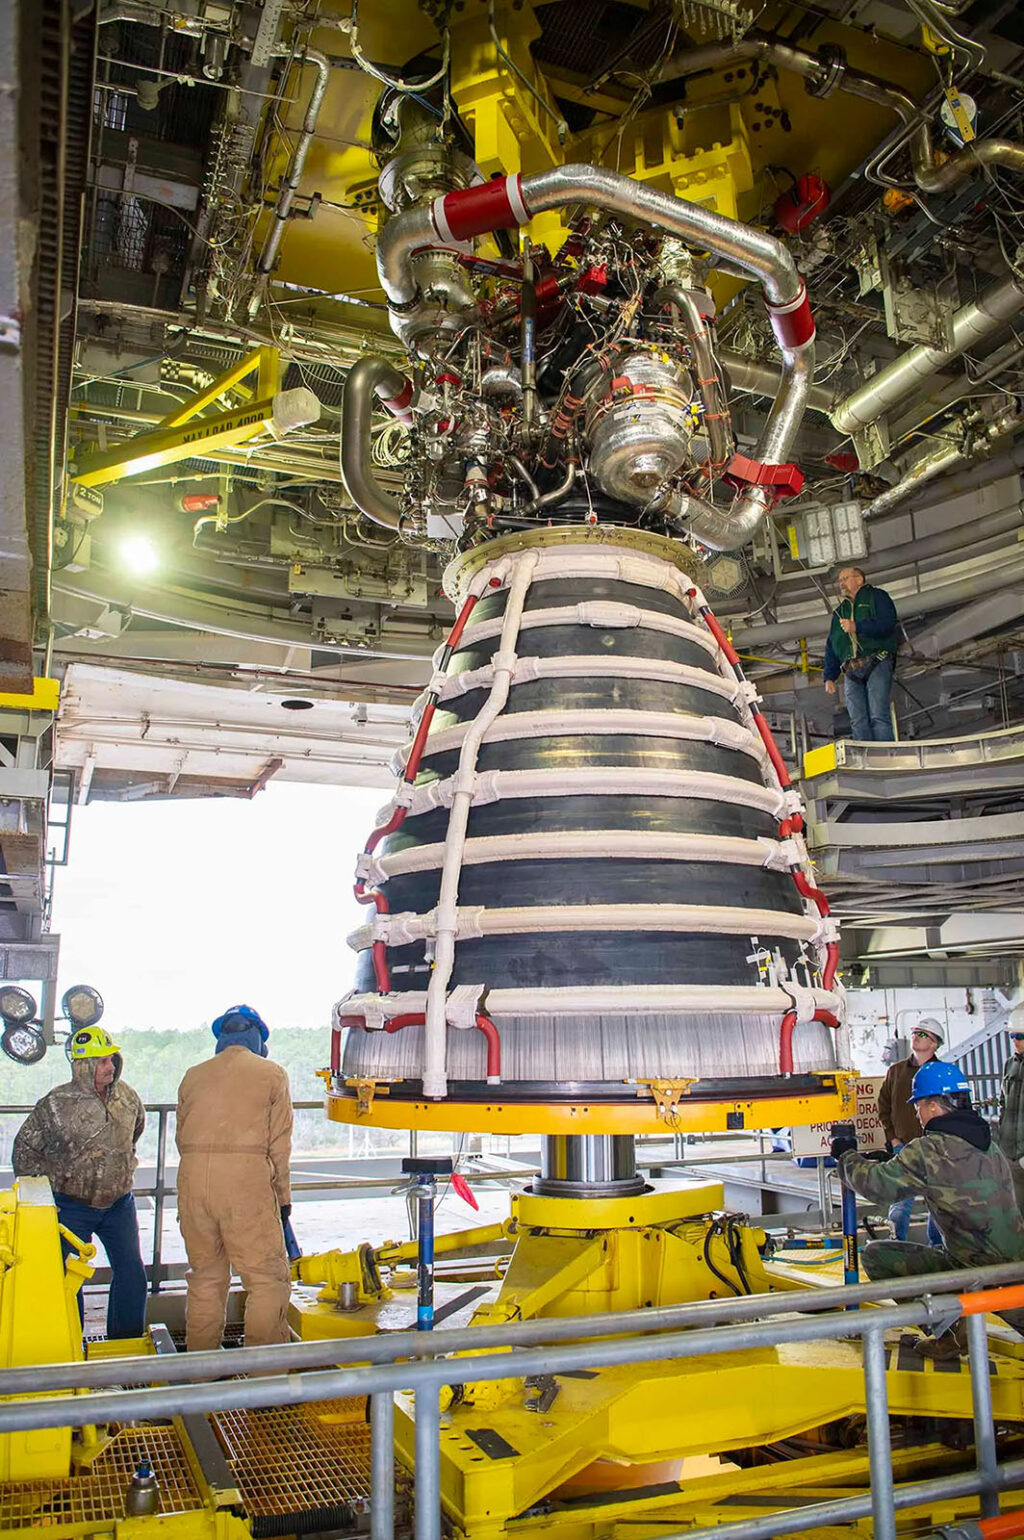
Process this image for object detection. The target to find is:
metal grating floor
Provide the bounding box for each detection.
[0,1425,201,1530]
[213,1398,373,1515]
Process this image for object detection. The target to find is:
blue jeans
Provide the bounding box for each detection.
[844,655,895,741]
[55,1191,148,1339]
[888,1194,943,1247]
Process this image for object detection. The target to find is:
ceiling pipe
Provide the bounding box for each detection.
[864,407,1023,518]
[831,274,1024,438]
[719,348,838,416]
[248,46,332,315]
[899,439,1024,514]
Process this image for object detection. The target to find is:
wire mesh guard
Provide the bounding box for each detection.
[0,1399,385,1532]
[213,1398,375,1517]
[0,1426,200,1529]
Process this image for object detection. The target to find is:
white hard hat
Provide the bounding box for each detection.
[914,1017,945,1045]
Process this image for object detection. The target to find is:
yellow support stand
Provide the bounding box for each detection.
[0,1180,94,1482]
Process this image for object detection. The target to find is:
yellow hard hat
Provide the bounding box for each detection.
[68,1025,121,1061]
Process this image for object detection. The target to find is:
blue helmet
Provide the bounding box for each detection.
[212,1004,269,1042]
[908,1059,970,1103]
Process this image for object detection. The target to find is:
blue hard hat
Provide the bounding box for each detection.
[908,1059,970,1102]
[212,1004,269,1042]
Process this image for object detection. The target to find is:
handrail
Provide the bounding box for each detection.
[1,1256,1023,1397]
[0,1282,1022,1435]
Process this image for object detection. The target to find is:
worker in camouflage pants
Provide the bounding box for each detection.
[832,1059,1024,1357]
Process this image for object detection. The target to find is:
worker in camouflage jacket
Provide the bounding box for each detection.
[12,1024,147,1339]
[997,1016,1024,1213]
[831,1059,1024,1356]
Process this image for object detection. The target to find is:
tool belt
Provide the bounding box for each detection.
[842,650,891,681]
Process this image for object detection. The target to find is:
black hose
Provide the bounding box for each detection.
[703,1219,742,1297]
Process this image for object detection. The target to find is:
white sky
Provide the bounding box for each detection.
[49,782,385,1033]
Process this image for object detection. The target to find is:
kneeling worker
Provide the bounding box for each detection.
[175,1005,293,1351]
[832,1059,1024,1354]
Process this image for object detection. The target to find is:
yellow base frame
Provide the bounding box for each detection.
[326,1073,857,1136]
[289,1179,1024,1540]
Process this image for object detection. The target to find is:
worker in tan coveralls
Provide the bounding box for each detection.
[175,1005,293,1351]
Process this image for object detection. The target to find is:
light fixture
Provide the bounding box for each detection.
[119,534,159,576]
[62,984,104,1028]
[1,1023,46,1065]
[0,984,37,1024]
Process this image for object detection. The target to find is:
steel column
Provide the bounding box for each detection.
[150,1107,169,1295]
[414,1384,441,1540]
[370,1390,395,1540]
[863,1325,897,1540]
[966,1311,1000,1519]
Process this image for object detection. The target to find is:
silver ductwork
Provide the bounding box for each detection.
[863,407,1023,518]
[378,164,816,551]
[339,358,413,531]
[831,274,1024,438]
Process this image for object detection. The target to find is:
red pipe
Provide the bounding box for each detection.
[779,1010,798,1076]
[330,1026,342,1075]
[386,1012,426,1033]
[792,869,829,917]
[822,941,840,992]
[475,1013,502,1079]
[752,711,794,790]
[779,1006,841,1074]
[348,586,499,991]
[693,593,841,1043]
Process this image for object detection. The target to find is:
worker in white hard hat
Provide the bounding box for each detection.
[877,1017,946,1244]
[997,1007,1024,1213]
[12,1025,147,1338]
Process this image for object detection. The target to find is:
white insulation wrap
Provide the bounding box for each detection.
[342,530,846,1102]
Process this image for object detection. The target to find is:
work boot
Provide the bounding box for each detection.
[913,1321,969,1361]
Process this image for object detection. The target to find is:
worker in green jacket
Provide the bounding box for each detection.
[997,1018,1024,1213]
[831,1059,1024,1357]
[823,566,899,741]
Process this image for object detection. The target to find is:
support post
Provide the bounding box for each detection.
[966,1310,999,1519]
[370,1390,395,1540]
[863,1324,897,1540]
[816,1156,832,1230]
[414,1383,441,1540]
[150,1107,169,1295]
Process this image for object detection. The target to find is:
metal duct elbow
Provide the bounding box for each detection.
[339,358,412,532]
[911,123,1024,193]
[668,487,765,551]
